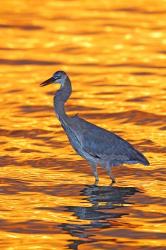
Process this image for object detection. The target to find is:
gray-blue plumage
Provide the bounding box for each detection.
[40,70,149,185]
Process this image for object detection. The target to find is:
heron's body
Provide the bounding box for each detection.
[41,71,149,184]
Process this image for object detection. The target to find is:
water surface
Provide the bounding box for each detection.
[0,0,166,249]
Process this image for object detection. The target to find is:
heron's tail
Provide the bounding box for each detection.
[141,156,150,166]
[134,149,150,166]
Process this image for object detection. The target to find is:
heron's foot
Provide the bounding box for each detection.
[110,178,116,186]
[94,178,99,186]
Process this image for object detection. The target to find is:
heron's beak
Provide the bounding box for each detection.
[40,77,55,87]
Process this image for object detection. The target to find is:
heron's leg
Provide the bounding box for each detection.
[88,162,99,185]
[106,162,116,185]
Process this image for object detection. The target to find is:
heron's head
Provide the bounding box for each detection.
[40,71,67,87]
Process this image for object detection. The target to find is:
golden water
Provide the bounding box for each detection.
[0,0,166,249]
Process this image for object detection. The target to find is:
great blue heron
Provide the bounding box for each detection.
[40,71,149,185]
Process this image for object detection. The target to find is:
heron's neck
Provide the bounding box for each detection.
[54,76,72,122]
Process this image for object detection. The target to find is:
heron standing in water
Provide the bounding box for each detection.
[40,71,149,185]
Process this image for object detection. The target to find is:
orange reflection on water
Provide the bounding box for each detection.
[0,0,166,249]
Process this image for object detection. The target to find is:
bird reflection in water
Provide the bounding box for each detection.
[60,185,139,250]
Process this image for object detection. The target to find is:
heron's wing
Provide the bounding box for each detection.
[69,115,149,165]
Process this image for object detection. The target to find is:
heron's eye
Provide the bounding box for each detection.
[53,74,61,79]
